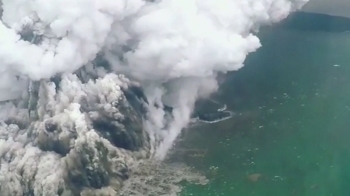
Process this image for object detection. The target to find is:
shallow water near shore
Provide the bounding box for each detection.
[172,12,350,196]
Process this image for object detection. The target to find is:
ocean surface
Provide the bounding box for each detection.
[173,12,350,196]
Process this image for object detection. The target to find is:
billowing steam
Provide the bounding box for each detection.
[0,0,308,195]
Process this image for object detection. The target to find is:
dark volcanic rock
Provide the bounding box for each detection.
[81,84,147,152]
[67,141,112,193]
[164,99,233,123]
[195,111,232,122]
[45,120,57,132]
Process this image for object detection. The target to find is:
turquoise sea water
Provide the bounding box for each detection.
[176,12,350,196]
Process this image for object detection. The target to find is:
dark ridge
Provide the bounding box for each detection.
[44,120,57,132]
[46,68,148,153]
[67,142,112,193]
[91,109,143,152]
[51,142,71,156]
[123,85,149,104]
[153,103,173,113]
[92,116,134,151]
[121,85,149,116]
[50,75,62,91]
[77,82,146,152]
[28,81,40,112]
[163,104,173,113]
[93,54,112,72]
[19,27,43,44]
[36,121,76,156]
[276,12,350,32]
[79,96,97,113]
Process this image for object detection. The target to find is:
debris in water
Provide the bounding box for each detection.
[248,173,262,182]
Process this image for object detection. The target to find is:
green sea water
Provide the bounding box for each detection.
[176,13,350,196]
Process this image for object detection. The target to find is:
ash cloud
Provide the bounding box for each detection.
[0,0,309,195]
[0,69,149,195]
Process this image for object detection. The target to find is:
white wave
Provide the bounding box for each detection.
[218,104,227,112]
[198,111,235,124]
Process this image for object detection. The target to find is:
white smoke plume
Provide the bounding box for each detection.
[106,0,309,158]
[0,0,309,195]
